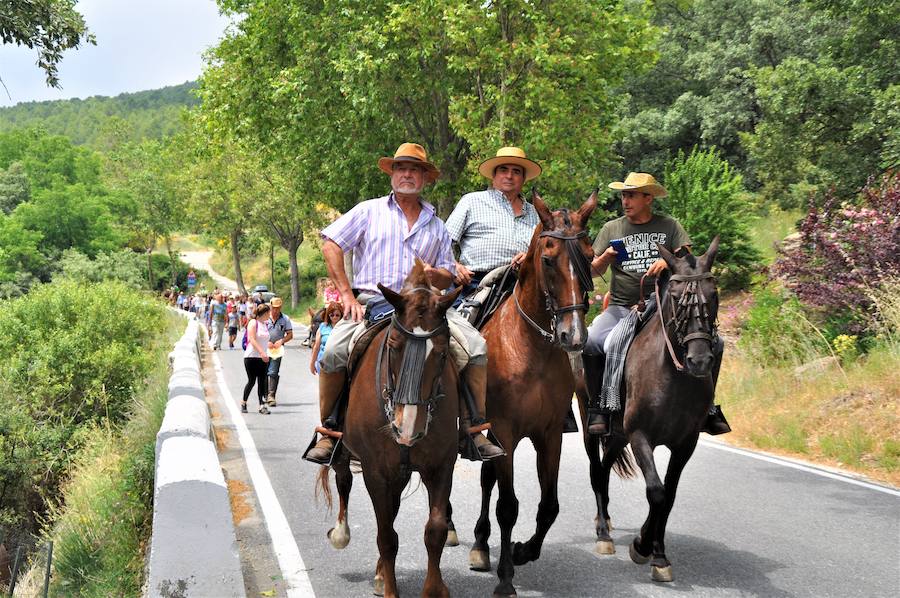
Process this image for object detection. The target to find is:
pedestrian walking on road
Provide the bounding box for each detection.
[209,292,227,350]
[227,298,240,349]
[242,303,271,414]
[265,297,293,407]
[309,302,342,374]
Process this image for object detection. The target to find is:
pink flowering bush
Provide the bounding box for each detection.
[773,172,900,336]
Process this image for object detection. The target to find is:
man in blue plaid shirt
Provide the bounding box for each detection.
[446,147,582,433]
[445,147,542,294]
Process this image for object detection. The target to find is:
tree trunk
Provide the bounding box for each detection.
[287,237,301,310]
[147,249,154,290]
[164,234,177,286]
[269,243,276,294]
[230,228,247,295]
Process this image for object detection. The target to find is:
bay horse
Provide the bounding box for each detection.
[317,261,463,597]
[578,237,722,583]
[455,190,597,597]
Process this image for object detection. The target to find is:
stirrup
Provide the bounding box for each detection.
[563,406,579,433]
[301,427,344,466]
[458,428,505,462]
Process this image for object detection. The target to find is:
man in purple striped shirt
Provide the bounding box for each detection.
[304,143,505,465]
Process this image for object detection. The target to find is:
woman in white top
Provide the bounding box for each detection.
[242,303,271,414]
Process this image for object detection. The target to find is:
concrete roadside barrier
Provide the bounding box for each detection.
[148,310,245,597]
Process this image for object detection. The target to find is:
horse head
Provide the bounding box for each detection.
[524,188,598,351]
[377,260,462,447]
[657,236,721,378]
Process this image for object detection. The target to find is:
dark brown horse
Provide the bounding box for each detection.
[454,190,597,597]
[578,237,722,583]
[317,262,463,598]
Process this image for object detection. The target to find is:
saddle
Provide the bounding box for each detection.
[346,317,392,379]
[457,265,518,330]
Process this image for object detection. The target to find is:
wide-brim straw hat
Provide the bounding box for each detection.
[608,172,667,197]
[478,147,542,181]
[270,297,283,307]
[377,143,440,183]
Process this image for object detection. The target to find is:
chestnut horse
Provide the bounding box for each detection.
[578,238,722,583]
[317,262,463,598]
[454,190,597,597]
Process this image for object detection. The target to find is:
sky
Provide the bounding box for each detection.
[0,0,232,107]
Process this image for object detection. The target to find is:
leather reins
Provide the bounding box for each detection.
[514,229,593,345]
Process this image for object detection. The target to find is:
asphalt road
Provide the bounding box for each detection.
[212,341,900,598]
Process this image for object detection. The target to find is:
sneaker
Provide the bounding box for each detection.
[258,405,270,415]
[240,402,248,413]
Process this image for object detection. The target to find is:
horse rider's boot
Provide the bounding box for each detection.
[462,364,505,460]
[583,353,611,435]
[563,404,579,433]
[304,369,347,464]
[266,375,278,407]
[701,336,731,434]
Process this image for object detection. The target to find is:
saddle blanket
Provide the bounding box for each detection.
[599,295,657,411]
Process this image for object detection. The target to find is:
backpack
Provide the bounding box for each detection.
[241,327,249,350]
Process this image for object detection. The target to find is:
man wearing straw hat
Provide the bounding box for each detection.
[582,172,730,436]
[446,146,542,293]
[303,142,505,465]
[446,147,581,432]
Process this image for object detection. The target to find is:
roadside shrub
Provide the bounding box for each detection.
[738,283,830,365]
[660,147,762,290]
[145,253,209,293]
[772,172,900,336]
[55,248,145,287]
[0,281,166,544]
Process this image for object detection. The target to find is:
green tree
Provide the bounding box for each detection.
[0,0,95,87]
[201,0,657,216]
[661,147,762,289]
[0,160,30,214]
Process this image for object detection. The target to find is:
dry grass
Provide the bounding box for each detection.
[718,342,900,486]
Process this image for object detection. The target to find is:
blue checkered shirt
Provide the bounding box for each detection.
[445,188,539,272]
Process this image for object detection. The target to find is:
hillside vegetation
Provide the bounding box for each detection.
[0,81,197,146]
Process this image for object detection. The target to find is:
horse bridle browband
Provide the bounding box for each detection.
[514,229,593,344]
[651,271,717,372]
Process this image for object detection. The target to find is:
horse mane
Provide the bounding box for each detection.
[402,258,431,291]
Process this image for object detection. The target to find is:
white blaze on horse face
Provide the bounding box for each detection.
[566,261,586,347]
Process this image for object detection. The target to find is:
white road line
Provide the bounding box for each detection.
[700,439,900,497]
[212,353,317,598]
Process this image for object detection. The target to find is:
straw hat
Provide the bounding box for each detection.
[478,147,542,181]
[608,172,667,197]
[377,143,440,183]
[270,297,283,307]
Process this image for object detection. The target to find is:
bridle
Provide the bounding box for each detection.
[374,287,450,435]
[649,271,718,372]
[513,229,594,345]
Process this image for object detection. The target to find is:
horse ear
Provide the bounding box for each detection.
[577,189,598,226]
[700,236,720,271]
[532,187,555,230]
[378,283,404,312]
[437,286,464,313]
[307,307,315,319]
[656,243,678,271]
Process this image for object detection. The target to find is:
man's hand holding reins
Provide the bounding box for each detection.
[454,261,473,286]
[644,258,668,278]
[510,252,526,270]
[591,246,618,276]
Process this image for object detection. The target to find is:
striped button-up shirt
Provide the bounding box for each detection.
[320,193,456,295]
[445,188,540,272]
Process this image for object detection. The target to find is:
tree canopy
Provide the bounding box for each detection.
[0,0,94,88]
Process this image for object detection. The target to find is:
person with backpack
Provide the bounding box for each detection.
[242,303,271,414]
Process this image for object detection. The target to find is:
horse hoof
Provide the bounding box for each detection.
[373,574,384,596]
[594,540,615,555]
[629,539,650,565]
[652,565,674,582]
[445,529,459,546]
[469,548,491,571]
[327,522,350,549]
[492,584,517,598]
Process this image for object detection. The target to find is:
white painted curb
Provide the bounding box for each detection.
[147,311,246,597]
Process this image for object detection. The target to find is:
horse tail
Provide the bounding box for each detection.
[315,465,333,512]
[602,437,636,479]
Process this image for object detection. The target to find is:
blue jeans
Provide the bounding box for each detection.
[267,356,282,377]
